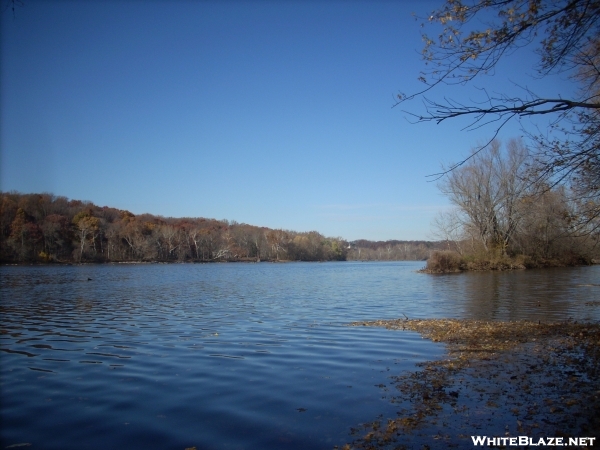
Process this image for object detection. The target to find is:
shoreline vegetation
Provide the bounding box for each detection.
[427,140,600,275]
[2,191,597,271]
[342,318,600,449]
[420,250,599,274]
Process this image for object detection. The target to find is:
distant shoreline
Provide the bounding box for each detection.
[1,259,428,267]
[3,258,596,270]
[1,192,441,265]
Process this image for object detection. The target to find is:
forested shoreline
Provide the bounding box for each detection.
[0,192,442,264]
[424,140,600,273]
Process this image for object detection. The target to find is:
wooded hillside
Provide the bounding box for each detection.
[0,192,439,263]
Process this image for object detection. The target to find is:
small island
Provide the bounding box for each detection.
[421,140,599,273]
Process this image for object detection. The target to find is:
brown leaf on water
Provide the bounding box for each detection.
[340,318,600,450]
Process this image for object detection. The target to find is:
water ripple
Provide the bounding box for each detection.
[1,262,599,450]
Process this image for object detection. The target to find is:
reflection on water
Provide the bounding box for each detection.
[0,262,599,449]
[426,265,600,321]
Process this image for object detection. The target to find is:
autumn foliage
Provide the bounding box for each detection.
[0,192,357,263]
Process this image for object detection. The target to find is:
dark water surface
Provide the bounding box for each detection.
[1,262,599,449]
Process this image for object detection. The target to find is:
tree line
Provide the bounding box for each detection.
[347,239,442,261]
[0,192,439,264]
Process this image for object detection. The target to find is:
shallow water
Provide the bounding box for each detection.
[1,261,599,449]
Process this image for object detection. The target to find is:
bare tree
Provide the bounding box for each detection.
[514,187,576,258]
[431,208,467,254]
[158,224,179,260]
[2,0,23,18]
[265,229,289,261]
[400,0,599,230]
[74,214,99,262]
[439,139,529,253]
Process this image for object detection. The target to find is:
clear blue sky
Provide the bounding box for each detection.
[0,0,571,241]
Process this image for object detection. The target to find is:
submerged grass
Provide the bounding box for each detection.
[339,319,600,449]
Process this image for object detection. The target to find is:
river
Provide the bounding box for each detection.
[1,261,599,449]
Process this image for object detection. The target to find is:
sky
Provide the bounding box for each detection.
[0,0,573,241]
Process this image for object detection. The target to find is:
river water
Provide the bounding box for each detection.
[1,261,599,449]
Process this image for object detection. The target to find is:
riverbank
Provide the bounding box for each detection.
[341,318,600,449]
[420,250,598,274]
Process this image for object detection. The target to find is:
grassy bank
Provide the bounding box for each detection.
[340,318,600,449]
